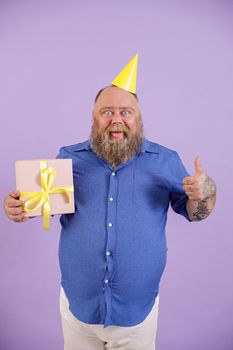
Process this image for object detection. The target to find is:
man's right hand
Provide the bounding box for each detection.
[3,190,28,222]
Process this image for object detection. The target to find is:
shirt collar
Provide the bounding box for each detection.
[141,139,160,154]
[72,140,91,152]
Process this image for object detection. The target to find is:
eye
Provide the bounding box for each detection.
[104,110,113,116]
[121,110,130,116]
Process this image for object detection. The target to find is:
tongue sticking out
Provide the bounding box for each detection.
[110,132,124,139]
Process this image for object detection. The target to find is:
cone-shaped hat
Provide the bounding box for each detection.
[111,54,138,94]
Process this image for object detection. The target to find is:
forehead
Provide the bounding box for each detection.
[94,87,139,110]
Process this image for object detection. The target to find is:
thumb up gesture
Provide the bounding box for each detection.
[182,157,216,201]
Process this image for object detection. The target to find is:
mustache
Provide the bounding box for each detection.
[106,124,130,135]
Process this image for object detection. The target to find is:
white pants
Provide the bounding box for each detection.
[60,287,159,350]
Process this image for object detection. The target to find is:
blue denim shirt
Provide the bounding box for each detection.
[57,139,190,327]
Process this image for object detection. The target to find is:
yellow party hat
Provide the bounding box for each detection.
[111,54,138,94]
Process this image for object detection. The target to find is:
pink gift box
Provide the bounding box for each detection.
[15,159,75,217]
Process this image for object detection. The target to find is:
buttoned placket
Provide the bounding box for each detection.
[103,169,118,327]
[93,154,137,326]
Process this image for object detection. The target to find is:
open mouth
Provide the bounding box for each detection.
[110,131,124,139]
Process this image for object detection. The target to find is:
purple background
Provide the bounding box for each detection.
[0,1,232,349]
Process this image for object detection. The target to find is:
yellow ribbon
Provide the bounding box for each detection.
[20,160,74,230]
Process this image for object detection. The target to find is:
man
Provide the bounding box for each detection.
[4,57,216,349]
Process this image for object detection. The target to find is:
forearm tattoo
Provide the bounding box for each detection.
[201,176,216,200]
[192,200,210,221]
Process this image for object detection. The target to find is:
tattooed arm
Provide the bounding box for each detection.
[182,157,216,221]
[186,177,216,221]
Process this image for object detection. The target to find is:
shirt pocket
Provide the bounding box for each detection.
[133,171,170,210]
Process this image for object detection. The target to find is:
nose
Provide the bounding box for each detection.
[111,111,124,125]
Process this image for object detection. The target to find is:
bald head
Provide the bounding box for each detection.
[94,85,139,103]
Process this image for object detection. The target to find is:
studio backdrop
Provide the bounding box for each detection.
[0,1,232,349]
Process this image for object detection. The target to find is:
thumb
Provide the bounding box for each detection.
[9,190,20,199]
[194,156,205,175]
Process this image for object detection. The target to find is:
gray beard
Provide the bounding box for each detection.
[90,122,144,168]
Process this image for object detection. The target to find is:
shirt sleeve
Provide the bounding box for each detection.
[56,147,67,159]
[170,152,192,221]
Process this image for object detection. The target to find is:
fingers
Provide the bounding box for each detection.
[7,206,25,215]
[182,182,203,201]
[9,190,20,199]
[4,190,27,223]
[183,186,200,201]
[182,177,201,199]
[182,176,194,185]
[8,212,28,223]
[5,190,24,208]
[182,177,194,195]
[183,184,198,194]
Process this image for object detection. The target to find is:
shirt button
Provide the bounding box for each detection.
[106,251,111,256]
[112,172,116,176]
[108,223,113,227]
[104,279,109,284]
[109,197,113,201]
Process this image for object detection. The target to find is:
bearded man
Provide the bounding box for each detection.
[4,85,216,350]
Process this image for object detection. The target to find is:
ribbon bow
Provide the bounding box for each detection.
[20,160,74,230]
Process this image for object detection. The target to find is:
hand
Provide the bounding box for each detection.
[182,157,216,201]
[3,190,28,223]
